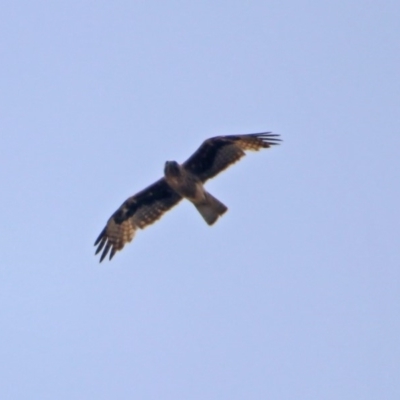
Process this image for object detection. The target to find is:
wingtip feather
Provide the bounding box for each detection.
[94,227,106,246]
[109,248,117,261]
[257,132,282,146]
[95,237,106,255]
[99,242,111,263]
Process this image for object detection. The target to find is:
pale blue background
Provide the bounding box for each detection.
[1,1,399,399]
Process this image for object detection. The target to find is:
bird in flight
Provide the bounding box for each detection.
[95,132,280,262]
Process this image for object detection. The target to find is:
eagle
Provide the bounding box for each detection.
[95,132,280,262]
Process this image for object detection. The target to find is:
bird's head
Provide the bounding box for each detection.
[164,161,181,178]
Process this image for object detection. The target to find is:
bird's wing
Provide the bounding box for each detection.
[94,178,182,262]
[183,132,280,182]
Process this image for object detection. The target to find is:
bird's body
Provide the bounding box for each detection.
[95,132,280,262]
[164,160,228,225]
[164,161,202,201]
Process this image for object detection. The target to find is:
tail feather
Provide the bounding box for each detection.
[195,192,227,225]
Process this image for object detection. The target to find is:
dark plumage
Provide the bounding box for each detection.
[95,132,280,262]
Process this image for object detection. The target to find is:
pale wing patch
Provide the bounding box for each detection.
[235,133,281,151]
[236,137,265,151]
[95,218,136,262]
[107,218,136,249]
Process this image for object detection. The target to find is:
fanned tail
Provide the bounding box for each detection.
[195,191,227,225]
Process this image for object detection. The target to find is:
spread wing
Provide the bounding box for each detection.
[94,178,182,262]
[183,132,280,182]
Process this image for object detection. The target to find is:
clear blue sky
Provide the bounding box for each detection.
[1,1,399,399]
